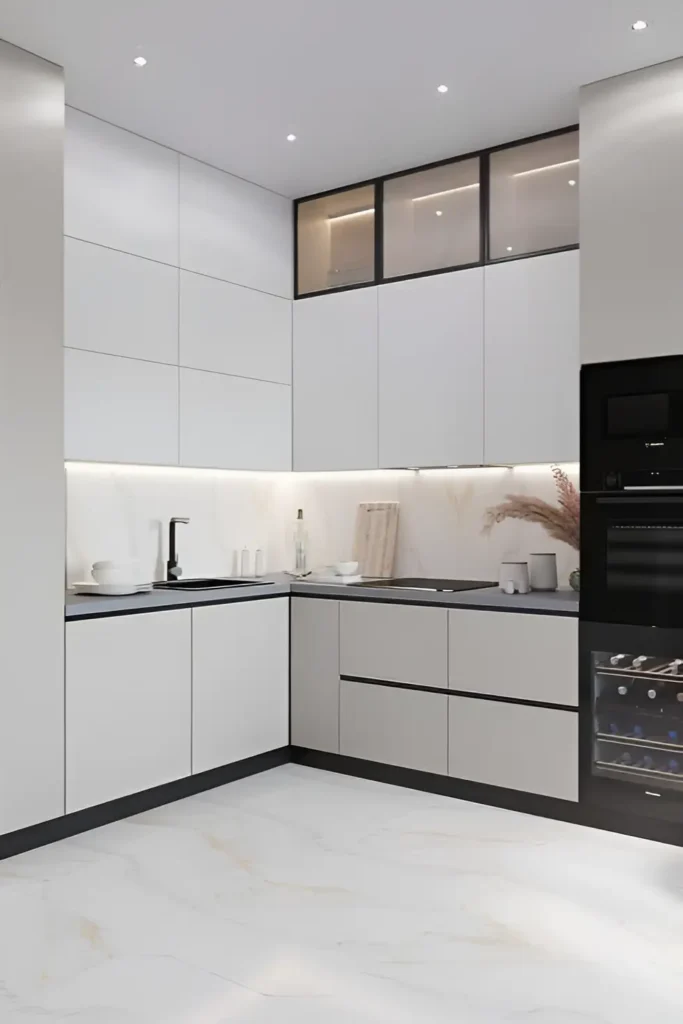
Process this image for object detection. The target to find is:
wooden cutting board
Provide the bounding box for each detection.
[352,502,400,578]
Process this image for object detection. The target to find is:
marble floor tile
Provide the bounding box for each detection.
[0,764,682,1022]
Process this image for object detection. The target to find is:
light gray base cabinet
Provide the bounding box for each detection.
[340,680,448,774]
[291,598,340,753]
[340,601,448,688]
[449,609,578,707]
[449,696,579,801]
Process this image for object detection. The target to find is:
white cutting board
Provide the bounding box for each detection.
[352,502,399,578]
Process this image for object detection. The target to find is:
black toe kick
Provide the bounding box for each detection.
[290,747,683,848]
[0,747,290,862]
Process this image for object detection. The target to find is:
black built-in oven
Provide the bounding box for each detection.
[581,356,683,827]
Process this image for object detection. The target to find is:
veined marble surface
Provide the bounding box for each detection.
[1,764,680,1023]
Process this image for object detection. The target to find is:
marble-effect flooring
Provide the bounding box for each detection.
[0,764,682,1022]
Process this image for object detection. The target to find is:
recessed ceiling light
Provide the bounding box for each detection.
[286,133,297,142]
[632,19,648,30]
[435,210,443,216]
[568,179,577,186]
[506,246,513,252]
[437,84,449,93]
[133,56,147,67]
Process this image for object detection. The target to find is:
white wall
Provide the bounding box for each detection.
[66,463,580,587]
[0,42,65,833]
[581,57,683,363]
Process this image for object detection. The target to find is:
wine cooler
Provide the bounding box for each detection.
[581,621,683,823]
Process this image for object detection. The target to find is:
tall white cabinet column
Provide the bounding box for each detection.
[581,58,683,364]
[0,41,65,834]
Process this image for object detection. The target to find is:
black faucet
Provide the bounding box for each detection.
[167,517,190,580]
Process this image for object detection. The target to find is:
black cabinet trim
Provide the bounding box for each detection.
[290,590,578,617]
[66,591,289,622]
[294,124,579,299]
[0,747,289,862]
[341,673,578,712]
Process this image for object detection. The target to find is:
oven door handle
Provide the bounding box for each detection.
[597,494,683,505]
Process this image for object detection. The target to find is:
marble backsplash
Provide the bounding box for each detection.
[66,463,580,587]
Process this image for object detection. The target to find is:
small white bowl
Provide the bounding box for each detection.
[335,561,359,576]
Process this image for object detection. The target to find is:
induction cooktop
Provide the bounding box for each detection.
[351,578,497,592]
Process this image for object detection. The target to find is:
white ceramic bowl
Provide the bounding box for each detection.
[91,561,136,586]
[335,561,359,576]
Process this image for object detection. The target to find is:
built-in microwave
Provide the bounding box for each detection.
[581,356,683,493]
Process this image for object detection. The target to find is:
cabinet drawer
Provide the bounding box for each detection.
[340,680,448,774]
[340,601,448,688]
[448,696,578,801]
[449,610,578,706]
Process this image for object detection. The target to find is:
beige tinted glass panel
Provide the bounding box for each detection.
[383,159,480,278]
[489,131,579,259]
[297,185,375,294]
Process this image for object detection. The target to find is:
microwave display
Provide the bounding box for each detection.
[605,391,683,440]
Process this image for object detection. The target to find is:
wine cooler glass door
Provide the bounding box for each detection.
[593,650,683,792]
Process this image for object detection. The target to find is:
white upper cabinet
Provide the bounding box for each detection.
[484,250,579,465]
[378,269,484,468]
[179,156,292,297]
[65,237,179,365]
[65,108,179,265]
[180,367,291,470]
[581,59,683,363]
[180,270,291,384]
[65,348,179,465]
[293,287,378,470]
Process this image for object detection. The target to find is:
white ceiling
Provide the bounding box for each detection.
[1,0,683,198]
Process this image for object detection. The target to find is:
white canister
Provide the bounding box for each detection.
[529,553,558,592]
[499,561,530,594]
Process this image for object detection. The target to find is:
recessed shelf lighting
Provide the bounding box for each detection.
[412,182,479,202]
[632,19,648,30]
[286,133,297,142]
[437,84,449,93]
[327,208,374,222]
[568,179,577,186]
[133,56,147,67]
[512,158,579,178]
[435,210,443,216]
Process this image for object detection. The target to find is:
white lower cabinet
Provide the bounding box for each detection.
[449,696,579,801]
[192,598,289,773]
[340,679,448,774]
[65,610,192,813]
[180,367,291,470]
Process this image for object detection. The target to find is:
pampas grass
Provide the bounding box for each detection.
[483,466,579,551]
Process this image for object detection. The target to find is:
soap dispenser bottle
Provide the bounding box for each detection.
[294,508,307,574]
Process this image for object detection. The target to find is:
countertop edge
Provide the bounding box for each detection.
[65,578,578,620]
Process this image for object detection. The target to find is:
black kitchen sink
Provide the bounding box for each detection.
[154,578,273,591]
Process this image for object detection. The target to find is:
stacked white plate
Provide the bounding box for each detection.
[71,581,154,596]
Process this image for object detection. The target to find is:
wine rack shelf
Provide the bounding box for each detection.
[597,732,683,753]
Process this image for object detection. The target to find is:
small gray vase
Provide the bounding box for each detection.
[569,569,580,592]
